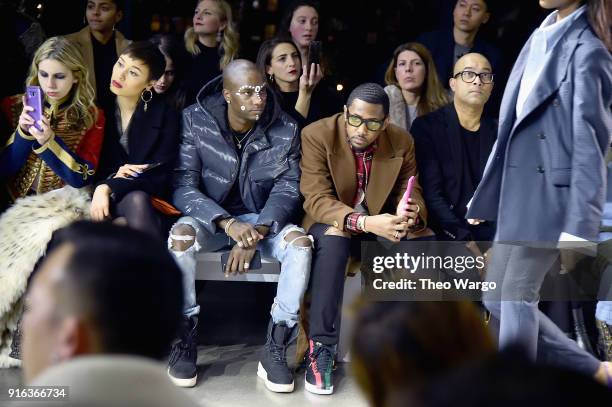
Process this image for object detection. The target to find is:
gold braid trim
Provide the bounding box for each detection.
[7,108,88,199]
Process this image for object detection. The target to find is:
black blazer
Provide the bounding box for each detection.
[411,103,496,241]
[95,96,180,201]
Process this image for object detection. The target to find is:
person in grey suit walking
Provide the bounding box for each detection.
[467,0,612,384]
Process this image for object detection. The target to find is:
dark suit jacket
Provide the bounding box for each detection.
[417,29,503,86]
[95,96,180,202]
[412,103,496,241]
[417,29,504,114]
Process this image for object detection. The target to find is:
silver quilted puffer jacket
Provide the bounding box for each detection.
[172,75,302,236]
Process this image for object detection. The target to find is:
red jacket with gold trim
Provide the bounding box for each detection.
[0,95,105,200]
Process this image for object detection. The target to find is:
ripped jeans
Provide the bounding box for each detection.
[168,213,312,328]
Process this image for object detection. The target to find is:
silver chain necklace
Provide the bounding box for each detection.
[234,127,254,149]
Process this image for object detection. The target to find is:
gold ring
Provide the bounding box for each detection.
[247,237,254,242]
[244,262,250,269]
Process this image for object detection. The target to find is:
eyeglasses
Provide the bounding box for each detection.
[453,70,494,84]
[346,110,385,131]
[232,83,268,99]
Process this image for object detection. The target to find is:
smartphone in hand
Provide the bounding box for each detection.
[221,250,262,272]
[307,41,322,74]
[403,176,415,206]
[140,162,163,173]
[25,86,43,132]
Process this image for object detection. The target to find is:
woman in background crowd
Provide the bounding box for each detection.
[90,42,180,239]
[256,37,323,129]
[149,34,189,111]
[0,36,104,364]
[384,42,449,131]
[66,0,131,113]
[280,0,320,64]
[183,0,239,105]
[279,0,343,119]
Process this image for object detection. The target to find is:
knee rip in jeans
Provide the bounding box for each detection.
[281,227,314,250]
[168,223,200,253]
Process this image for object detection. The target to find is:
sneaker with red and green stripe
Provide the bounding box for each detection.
[305,339,335,395]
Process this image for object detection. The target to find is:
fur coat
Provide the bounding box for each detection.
[384,85,409,130]
[0,186,91,367]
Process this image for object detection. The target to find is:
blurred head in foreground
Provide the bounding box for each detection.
[22,221,183,384]
[351,300,494,407]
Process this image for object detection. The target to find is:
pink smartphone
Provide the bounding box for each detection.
[25,86,43,132]
[403,176,415,205]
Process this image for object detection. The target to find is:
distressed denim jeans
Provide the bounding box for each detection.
[169,213,312,328]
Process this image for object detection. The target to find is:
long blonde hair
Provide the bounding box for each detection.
[184,0,239,70]
[385,42,449,116]
[26,36,98,131]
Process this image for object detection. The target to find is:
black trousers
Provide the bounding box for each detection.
[307,223,436,345]
[307,223,361,345]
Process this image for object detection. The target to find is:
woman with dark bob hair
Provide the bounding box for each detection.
[90,41,181,239]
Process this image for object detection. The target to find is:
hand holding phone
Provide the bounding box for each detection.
[21,86,43,132]
[397,176,416,217]
[140,162,162,172]
[221,249,262,274]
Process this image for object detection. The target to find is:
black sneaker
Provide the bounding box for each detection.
[168,316,198,387]
[305,339,335,395]
[257,319,297,393]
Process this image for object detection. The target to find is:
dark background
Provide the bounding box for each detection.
[19,0,549,99]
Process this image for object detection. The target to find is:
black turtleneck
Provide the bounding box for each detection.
[184,42,221,106]
[91,32,117,113]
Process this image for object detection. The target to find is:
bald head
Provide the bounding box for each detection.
[223,59,261,89]
[450,52,493,109]
[222,59,267,125]
[453,53,491,77]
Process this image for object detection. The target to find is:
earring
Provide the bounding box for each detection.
[269,73,274,82]
[216,29,223,44]
[83,16,86,25]
[141,89,153,112]
[226,99,231,104]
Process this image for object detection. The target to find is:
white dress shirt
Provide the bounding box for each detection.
[515,5,586,118]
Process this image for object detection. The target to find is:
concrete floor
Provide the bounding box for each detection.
[182,344,367,407]
[0,282,368,406]
[0,345,367,407]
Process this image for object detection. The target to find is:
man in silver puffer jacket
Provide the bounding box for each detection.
[167,60,313,394]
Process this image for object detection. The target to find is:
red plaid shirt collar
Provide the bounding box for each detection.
[351,142,378,207]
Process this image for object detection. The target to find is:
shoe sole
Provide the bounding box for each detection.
[304,377,334,395]
[167,368,197,388]
[257,362,294,393]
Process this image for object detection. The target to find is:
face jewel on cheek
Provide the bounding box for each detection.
[240,105,246,111]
